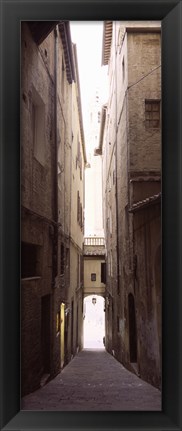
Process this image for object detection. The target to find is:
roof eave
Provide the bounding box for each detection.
[28,21,60,45]
[129,193,161,213]
[97,104,107,153]
[101,21,113,66]
[58,21,76,84]
[72,44,87,165]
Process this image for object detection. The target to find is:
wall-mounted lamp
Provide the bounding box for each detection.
[92,297,97,305]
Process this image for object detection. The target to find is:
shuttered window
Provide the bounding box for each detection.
[145,100,160,129]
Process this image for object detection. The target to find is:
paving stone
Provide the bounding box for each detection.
[21,348,161,411]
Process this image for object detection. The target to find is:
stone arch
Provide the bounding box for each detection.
[128,293,137,363]
[83,295,105,348]
[83,292,105,299]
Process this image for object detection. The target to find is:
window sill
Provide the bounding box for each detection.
[21,276,41,281]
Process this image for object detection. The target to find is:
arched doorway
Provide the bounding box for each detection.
[83,295,105,349]
[128,293,137,363]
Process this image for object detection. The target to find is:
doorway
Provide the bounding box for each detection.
[83,295,105,349]
[41,294,51,375]
[60,302,65,368]
[128,293,137,363]
[71,299,74,355]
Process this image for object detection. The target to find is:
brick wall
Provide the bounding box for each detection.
[21,23,59,396]
[127,32,161,173]
[21,24,55,220]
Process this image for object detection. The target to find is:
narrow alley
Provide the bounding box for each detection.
[20,20,162,411]
[22,349,161,411]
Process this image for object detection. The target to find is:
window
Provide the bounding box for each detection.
[32,88,45,165]
[110,252,113,277]
[77,191,83,229]
[61,243,65,275]
[56,312,60,334]
[76,135,80,169]
[125,206,129,237]
[77,191,80,223]
[77,253,80,287]
[113,169,115,185]
[61,58,65,99]
[76,137,82,179]
[80,157,82,180]
[91,273,96,281]
[101,262,106,284]
[107,254,110,276]
[21,242,41,278]
[80,203,82,228]
[109,207,112,235]
[145,100,160,129]
[122,57,125,82]
[80,255,83,286]
[66,247,69,269]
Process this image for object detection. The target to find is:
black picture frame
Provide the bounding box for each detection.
[1,0,181,430]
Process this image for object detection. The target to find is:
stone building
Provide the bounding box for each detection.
[21,21,86,396]
[67,43,87,359]
[98,21,161,388]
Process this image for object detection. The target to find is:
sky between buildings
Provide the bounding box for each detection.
[70,22,108,237]
[70,21,108,153]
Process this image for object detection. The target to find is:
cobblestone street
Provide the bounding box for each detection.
[22,349,161,411]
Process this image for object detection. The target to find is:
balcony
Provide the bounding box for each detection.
[84,237,105,246]
[84,237,105,256]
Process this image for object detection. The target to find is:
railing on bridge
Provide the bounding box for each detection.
[84,237,105,246]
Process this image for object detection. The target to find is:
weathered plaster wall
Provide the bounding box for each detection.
[101,21,161,389]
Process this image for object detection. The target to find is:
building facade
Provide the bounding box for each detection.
[83,236,106,298]
[21,21,86,396]
[84,88,105,237]
[99,21,161,388]
[67,43,87,359]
